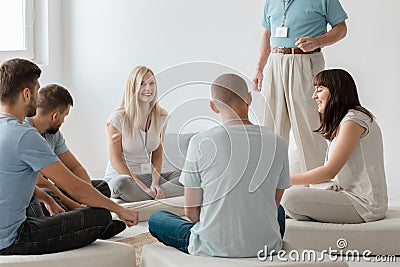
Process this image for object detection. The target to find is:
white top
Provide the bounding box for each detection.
[328,109,388,222]
[180,124,290,257]
[105,109,167,176]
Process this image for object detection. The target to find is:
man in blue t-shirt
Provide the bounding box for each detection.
[0,58,138,255]
[253,0,348,175]
[25,84,112,214]
[148,74,290,257]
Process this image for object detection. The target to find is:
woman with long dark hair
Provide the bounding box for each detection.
[282,69,388,223]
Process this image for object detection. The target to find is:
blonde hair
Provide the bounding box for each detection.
[117,66,166,138]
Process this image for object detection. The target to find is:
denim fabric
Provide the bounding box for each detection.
[26,180,111,217]
[0,207,111,255]
[26,190,68,217]
[91,180,112,198]
[149,206,286,254]
[60,180,112,201]
[26,195,46,217]
[149,210,193,253]
[278,204,286,238]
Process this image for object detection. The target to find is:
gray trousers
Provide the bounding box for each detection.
[105,170,184,202]
[281,187,365,224]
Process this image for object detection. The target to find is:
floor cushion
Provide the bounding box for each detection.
[139,243,348,267]
[0,240,135,267]
[284,207,400,256]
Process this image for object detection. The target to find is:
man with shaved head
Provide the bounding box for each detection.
[148,73,290,257]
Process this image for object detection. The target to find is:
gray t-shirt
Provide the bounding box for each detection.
[0,116,59,250]
[24,117,69,156]
[179,124,290,257]
[105,110,167,176]
[329,110,388,222]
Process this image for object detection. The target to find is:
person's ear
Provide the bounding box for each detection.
[22,88,30,102]
[209,101,220,114]
[247,92,252,106]
[51,111,60,121]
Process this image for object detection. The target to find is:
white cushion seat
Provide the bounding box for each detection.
[139,243,348,267]
[0,240,135,267]
[284,207,400,256]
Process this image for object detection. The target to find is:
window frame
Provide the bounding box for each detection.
[0,0,35,61]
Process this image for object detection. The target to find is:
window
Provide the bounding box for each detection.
[0,0,35,60]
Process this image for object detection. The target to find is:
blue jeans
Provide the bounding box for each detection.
[0,207,112,255]
[148,205,286,254]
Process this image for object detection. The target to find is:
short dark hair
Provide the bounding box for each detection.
[313,69,373,140]
[37,84,74,115]
[0,58,41,104]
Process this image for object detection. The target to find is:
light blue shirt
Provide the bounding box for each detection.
[262,0,348,48]
[0,117,59,250]
[24,117,69,156]
[180,124,290,257]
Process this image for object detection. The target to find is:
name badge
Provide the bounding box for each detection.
[141,162,152,174]
[275,26,288,38]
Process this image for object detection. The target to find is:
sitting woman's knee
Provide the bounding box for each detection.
[107,175,131,195]
[281,187,307,209]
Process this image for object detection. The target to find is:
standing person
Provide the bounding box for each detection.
[0,58,138,255]
[282,69,388,223]
[148,73,290,257]
[253,0,348,173]
[105,66,183,202]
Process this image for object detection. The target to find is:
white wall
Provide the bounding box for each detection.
[56,0,400,198]
[35,0,63,86]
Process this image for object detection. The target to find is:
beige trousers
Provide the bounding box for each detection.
[281,187,365,224]
[263,52,327,173]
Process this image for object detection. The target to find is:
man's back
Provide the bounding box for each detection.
[180,124,290,257]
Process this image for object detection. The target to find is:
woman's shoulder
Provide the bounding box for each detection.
[158,107,168,117]
[108,109,125,128]
[343,109,371,123]
[154,107,168,124]
[341,109,373,134]
[109,109,124,119]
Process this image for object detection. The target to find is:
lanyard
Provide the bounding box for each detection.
[138,116,151,161]
[281,0,295,27]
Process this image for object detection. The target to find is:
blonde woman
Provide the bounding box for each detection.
[104,66,183,202]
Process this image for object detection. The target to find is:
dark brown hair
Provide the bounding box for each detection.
[0,58,41,104]
[313,69,373,140]
[37,84,74,115]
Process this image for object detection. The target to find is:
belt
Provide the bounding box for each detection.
[272,47,321,54]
